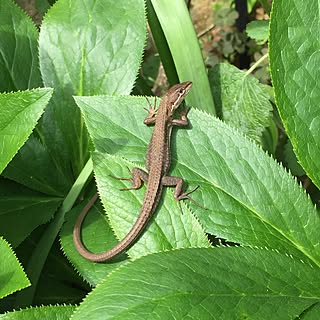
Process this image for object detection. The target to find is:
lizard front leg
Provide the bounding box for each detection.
[144,97,158,125]
[172,109,189,127]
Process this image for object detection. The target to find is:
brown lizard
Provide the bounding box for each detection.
[73,81,199,262]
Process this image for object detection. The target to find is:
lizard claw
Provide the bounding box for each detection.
[144,106,158,116]
[177,185,208,210]
[144,97,158,125]
[109,166,132,181]
[145,97,158,115]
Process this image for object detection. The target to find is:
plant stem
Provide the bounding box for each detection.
[14,158,94,307]
[246,53,269,75]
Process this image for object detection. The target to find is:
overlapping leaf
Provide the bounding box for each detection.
[0,305,75,320]
[60,196,128,286]
[0,178,61,247]
[0,0,67,196]
[270,0,320,188]
[75,95,320,268]
[93,154,210,255]
[210,63,272,142]
[0,0,41,92]
[72,247,320,320]
[39,0,146,181]
[0,89,53,175]
[0,237,30,299]
[148,0,215,114]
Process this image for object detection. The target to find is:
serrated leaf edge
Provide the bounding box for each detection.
[0,237,31,298]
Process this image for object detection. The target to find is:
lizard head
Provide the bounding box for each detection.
[166,81,192,114]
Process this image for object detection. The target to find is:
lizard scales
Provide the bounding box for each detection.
[73,81,193,262]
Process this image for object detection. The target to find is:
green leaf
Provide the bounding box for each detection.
[283,140,305,177]
[72,247,320,319]
[72,96,209,263]
[300,303,320,320]
[39,0,146,97]
[30,238,90,306]
[74,95,320,267]
[3,135,70,196]
[0,0,41,91]
[93,154,210,257]
[38,0,146,180]
[0,305,75,320]
[0,88,53,175]
[0,237,30,299]
[261,119,278,155]
[0,1,67,196]
[14,159,94,307]
[209,63,272,142]
[11,228,89,306]
[0,178,61,247]
[35,0,51,13]
[149,0,215,114]
[145,1,178,85]
[269,0,320,188]
[60,195,127,286]
[246,20,269,44]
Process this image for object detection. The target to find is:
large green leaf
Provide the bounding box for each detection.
[149,0,215,114]
[0,1,68,196]
[14,159,93,307]
[38,0,146,182]
[60,194,128,286]
[0,178,61,247]
[0,237,30,299]
[0,305,75,320]
[269,0,320,188]
[145,0,178,85]
[74,95,320,268]
[93,154,210,256]
[16,231,90,306]
[72,247,320,320]
[0,0,41,92]
[3,136,69,196]
[0,88,53,175]
[209,63,272,142]
[15,2,147,300]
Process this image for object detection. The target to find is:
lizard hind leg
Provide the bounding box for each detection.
[161,176,207,212]
[176,185,207,210]
[110,167,149,191]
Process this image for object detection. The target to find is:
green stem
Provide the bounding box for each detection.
[15,158,94,307]
[245,53,269,75]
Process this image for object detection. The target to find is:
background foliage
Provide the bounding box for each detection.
[0,0,319,319]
